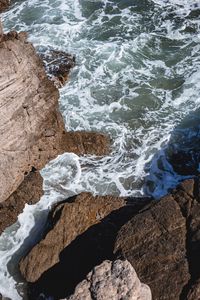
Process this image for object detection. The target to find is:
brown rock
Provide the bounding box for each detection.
[0,170,43,234]
[61,132,110,156]
[0,0,10,12]
[114,178,200,300]
[66,260,152,300]
[19,193,125,283]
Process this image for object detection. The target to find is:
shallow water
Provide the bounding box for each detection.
[1,0,200,299]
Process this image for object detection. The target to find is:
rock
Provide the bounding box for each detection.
[0,130,109,233]
[40,50,75,87]
[0,23,110,204]
[0,170,43,234]
[166,108,200,176]
[0,0,10,12]
[65,260,152,300]
[60,132,110,156]
[114,178,200,300]
[26,197,151,299]
[19,193,126,283]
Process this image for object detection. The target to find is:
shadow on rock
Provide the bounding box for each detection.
[144,108,200,198]
[27,198,151,300]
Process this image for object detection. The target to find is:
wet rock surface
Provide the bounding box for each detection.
[0,26,64,203]
[114,178,200,300]
[65,260,152,300]
[40,50,75,87]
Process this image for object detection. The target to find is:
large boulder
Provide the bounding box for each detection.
[0,170,43,234]
[0,27,63,203]
[114,178,200,300]
[19,193,126,283]
[40,50,75,87]
[66,260,152,300]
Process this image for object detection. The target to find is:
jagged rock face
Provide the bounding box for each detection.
[0,29,64,203]
[0,0,10,12]
[0,130,110,233]
[0,171,43,234]
[40,50,75,87]
[65,260,152,300]
[0,25,110,203]
[19,179,200,300]
[114,178,200,300]
[19,193,125,283]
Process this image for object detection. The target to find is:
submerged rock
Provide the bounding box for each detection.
[25,197,150,299]
[65,260,152,300]
[0,25,63,203]
[40,50,75,87]
[114,178,200,300]
[19,193,125,283]
[60,131,110,156]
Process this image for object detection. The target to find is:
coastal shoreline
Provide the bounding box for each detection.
[1,2,200,300]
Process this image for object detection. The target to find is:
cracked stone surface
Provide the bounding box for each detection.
[40,50,75,87]
[0,26,63,203]
[114,178,200,300]
[65,260,152,300]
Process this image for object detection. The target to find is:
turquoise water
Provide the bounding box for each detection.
[1,0,200,298]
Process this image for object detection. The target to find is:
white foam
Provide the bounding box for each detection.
[0,153,81,299]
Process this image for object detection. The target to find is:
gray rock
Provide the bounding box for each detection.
[65,260,151,300]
